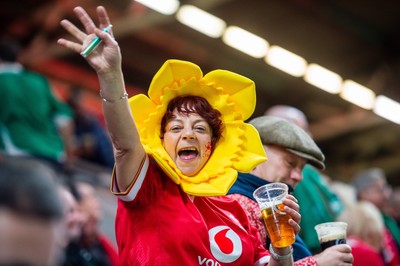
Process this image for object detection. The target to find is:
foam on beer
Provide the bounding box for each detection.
[319,232,346,243]
[259,200,283,211]
[315,222,347,250]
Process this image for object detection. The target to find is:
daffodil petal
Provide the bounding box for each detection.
[204,70,256,120]
[148,60,203,104]
[181,168,238,196]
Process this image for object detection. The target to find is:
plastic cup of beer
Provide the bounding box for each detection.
[253,182,295,248]
[314,222,347,251]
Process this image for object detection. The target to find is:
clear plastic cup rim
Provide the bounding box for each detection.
[314,222,348,231]
[253,182,288,201]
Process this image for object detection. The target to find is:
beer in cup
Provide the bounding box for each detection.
[314,222,347,251]
[253,182,295,248]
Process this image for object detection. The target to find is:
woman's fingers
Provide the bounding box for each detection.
[73,6,97,34]
[96,6,113,33]
[60,19,87,42]
[57,37,82,54]
[58,19,90,54]
[58,5,121,72]
[58,7,111,56]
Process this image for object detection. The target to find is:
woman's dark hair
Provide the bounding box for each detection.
[160,95,223,148]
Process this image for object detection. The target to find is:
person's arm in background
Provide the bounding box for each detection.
[56,116,76,171]
[46,78,77,170]
[313,245,353,266]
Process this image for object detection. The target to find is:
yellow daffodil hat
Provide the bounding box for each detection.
[129,59,267,196]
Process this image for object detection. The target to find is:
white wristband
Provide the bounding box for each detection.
[269,244,293,261]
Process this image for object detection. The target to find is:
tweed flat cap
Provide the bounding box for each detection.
[249,116,325,169]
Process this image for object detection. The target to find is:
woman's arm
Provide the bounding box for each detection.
[58,6,146,190]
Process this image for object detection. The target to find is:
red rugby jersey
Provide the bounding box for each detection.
[111,156,270,265]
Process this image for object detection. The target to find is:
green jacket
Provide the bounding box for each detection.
[0,67,73,162]
[293,164,344,253]
[382,211,400,251]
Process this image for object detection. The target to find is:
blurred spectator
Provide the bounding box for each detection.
[67,87,114,169]
[353,167,400,266]
[386,187,400,228]
[265,105,309,133]
[0,156,64,266]
[57,180,86,264]
[265,105,344,253]
[0,38,75,172]
[329,180,357,209]
[338,201,385,266]
[62,181,118,266]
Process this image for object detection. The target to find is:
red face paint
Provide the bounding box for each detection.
[203,141,212,158]
[206,141,212,152]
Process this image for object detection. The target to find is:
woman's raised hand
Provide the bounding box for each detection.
[58,6,121,75]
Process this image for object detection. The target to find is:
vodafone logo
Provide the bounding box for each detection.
[208,226,242,263]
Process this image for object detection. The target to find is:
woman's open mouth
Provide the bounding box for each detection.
[178,147,198,161]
